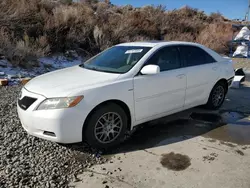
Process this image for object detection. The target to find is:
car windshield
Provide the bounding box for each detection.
[80,46,151,73]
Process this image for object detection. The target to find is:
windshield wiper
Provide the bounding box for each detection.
[80,64,121,74]
[80,64,99,71]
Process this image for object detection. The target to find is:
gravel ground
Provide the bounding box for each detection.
[0,86,107,188]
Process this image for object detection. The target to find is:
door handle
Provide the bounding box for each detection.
[212,67,218,71]
[176,74,185,79]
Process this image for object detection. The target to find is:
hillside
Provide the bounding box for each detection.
[0,0,235,67]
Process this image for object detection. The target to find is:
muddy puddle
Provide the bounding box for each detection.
[160,152,191,171]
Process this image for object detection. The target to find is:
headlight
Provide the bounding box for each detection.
[36,96,83,110]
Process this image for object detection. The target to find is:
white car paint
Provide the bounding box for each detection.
[17,41,235,144]
[134,67,186,120]
[24,66,120,98]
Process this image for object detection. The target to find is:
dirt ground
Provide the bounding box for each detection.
[72,75,250,188]
[233,58,250,69]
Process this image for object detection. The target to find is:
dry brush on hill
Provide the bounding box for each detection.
[0,0,234,66]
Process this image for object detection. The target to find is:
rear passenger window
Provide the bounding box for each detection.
[146,47,181,72]
[179,46,216,67]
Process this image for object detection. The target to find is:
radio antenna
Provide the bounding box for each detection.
[245,0,250,22]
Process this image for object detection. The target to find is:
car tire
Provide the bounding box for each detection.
[205,82,227,110]
[83,103,128,150]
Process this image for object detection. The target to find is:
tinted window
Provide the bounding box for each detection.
[146,47,181,72]
[179,46,216,67]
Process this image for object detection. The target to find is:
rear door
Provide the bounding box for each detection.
[133,46,187,121]
[178,45,220,107]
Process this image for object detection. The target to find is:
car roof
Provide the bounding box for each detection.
[117,41,224,62]
[117,41,203,48]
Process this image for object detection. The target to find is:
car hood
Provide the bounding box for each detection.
[25,66,120,97]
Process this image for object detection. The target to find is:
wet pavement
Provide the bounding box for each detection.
[204,116,250,145]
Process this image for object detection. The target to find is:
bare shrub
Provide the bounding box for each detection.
[164,32,195,42]
[0,0,234,66]
[196,23,233,53]
[0,28,12,54]
[0,27,50,67]
[46,4,94,28]
[209,12,226,22]
[11,34,50,67]
[161,7,207,39]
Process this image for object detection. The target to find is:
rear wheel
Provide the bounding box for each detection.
[83,103,127,150]
[205,82,227,110]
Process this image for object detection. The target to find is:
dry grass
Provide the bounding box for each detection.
[0,0,237,66]
[196,23,232,54]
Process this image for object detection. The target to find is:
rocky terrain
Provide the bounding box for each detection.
[0,86,107,188]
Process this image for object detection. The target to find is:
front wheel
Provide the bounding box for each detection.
[205,82,227,110]
[83,103,128,150]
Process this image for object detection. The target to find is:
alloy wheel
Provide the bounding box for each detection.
[212,85,225,107]
[94,112,123,144]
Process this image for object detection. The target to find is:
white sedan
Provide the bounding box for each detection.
[17,41,235,149]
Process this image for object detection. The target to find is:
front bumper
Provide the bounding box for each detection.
[17,87,85,143]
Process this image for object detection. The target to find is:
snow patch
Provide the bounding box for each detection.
[0,54,84,86]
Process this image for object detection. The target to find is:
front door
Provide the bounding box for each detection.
[133,46,187,121]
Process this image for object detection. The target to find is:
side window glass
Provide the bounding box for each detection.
[146,47,181,72]
[180,46,216,66]
[205,53,216,63]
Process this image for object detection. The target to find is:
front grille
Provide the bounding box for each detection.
[18,96,37,110]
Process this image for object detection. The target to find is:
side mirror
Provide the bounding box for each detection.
[140,65,160,75]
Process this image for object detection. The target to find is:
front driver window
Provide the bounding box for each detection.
[145,46,181,72]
